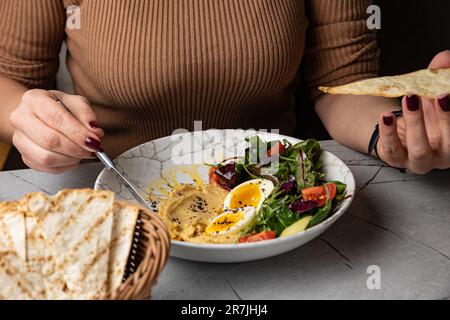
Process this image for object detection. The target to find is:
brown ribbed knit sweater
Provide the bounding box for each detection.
[0,0,378,157]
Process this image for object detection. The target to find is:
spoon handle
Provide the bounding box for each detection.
[50,94,153,211]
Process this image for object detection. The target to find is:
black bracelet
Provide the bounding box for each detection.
[368,124,381,157]
[368,110,404,157]
[368,110,406,173]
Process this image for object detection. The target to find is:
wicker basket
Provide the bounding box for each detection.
[104,203,170,300]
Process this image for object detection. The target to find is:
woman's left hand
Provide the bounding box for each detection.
[377,50,450,174]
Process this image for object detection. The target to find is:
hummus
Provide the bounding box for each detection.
[158,184,239,244]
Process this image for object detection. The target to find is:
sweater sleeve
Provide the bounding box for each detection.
[0,0,66,89]
[302,0,379,101]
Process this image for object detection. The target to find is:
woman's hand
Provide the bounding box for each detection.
[9,89,104,174]
[377,50,450,174]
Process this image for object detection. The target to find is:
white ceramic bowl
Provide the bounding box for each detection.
[95,130,355,263]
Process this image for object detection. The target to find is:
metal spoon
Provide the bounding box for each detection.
[51,94,152,210]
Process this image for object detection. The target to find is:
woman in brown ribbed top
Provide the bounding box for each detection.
[0,0,449,174]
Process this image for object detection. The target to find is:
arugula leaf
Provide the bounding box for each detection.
[295,152,315,190]
[307,200,332,228]
[331,181,347,201]
[290,139,321,190]
[242,192,302,236]
[272,206,301,236]
[332,181,347,195]
[245,136,269,165]
[234,136,347,237]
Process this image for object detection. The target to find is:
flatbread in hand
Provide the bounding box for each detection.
[319,68,450,99]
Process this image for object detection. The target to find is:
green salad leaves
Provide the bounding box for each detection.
[242,138,345,236]
[211,136,348,239]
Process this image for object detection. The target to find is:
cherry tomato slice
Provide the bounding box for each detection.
[238,230,277,243]
[267,142,286,157]
[302,183,337,207]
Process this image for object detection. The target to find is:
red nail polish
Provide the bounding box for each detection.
[406,95,420,111]
[85,137,102,151]
[383,115,393,126]
[438,95,450,112]
[89,121,100,129]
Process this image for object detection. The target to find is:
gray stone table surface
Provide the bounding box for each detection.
[0,141,449,300]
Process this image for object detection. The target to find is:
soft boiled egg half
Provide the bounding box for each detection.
[206,206,256,236]
[206,179,275,236]
[223,179,275,212]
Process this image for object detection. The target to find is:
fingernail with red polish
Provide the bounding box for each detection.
[383,115,393,126]
[406,95,420,111]
[85,137,102,151]
[438,95,450,112]
[89,121,101,129]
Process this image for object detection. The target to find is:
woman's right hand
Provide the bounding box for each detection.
[9,89,104,174]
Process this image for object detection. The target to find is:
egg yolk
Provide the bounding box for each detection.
[228,183,262,209]
[206,212,244,234]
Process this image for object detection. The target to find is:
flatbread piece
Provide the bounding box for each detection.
[108,202,139,291]
[0,201,26,261]
[37,189,115,299]
[319,68,450,99]
[0,251,46,300]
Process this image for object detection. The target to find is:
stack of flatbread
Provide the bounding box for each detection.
[319,68,450,98]
[0,189,140,300]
